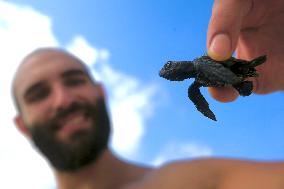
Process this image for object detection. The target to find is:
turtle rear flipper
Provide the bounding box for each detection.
[233,81,253,96]
[247,55,267,67]
[188,81,217,121]
[223,55,266,68]
[229,55,266,77]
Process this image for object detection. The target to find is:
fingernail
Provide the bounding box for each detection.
[208,33,232,61]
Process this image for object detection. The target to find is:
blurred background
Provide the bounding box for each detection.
[0,1,283,188]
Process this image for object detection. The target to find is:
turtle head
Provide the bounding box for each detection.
[159,61,196,81]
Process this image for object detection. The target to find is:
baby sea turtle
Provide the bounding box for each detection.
[159,55,266,121]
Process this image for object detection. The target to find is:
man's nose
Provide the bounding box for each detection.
[52,86,75,111]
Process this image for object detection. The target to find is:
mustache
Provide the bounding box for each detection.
[49,102,93,131]
[56,102,89,119]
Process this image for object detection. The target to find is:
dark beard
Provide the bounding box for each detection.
[28,98,110,172]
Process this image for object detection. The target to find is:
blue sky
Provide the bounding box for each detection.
[1,1,284,188]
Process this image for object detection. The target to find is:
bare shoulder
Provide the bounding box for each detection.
[218,160,284,189]
[121,158,239,189]
[121,158,284,189]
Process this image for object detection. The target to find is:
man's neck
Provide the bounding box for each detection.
[54,149,151,189]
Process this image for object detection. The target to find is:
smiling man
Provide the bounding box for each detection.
[12,48,152,189]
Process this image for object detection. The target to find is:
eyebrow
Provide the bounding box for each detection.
[61,69,89,78]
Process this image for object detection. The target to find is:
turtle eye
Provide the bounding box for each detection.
[166,61,172,67]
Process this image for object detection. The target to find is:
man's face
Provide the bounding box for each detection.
[14,49,110,171]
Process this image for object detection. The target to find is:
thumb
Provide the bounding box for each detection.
[207,0,252,61]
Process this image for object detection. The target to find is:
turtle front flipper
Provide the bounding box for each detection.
[188,81,217,121]
[233,81,253,96]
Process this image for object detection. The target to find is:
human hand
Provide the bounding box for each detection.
[207,0,284,102]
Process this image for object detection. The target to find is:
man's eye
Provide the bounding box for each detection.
[26,88,50,103]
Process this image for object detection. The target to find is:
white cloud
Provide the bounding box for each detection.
[0,1,158,189]
[151,141,213,166]
[67,36,100,66]
[0,2,58,188]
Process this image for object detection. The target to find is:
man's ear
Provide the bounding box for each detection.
[14,116,31,138]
